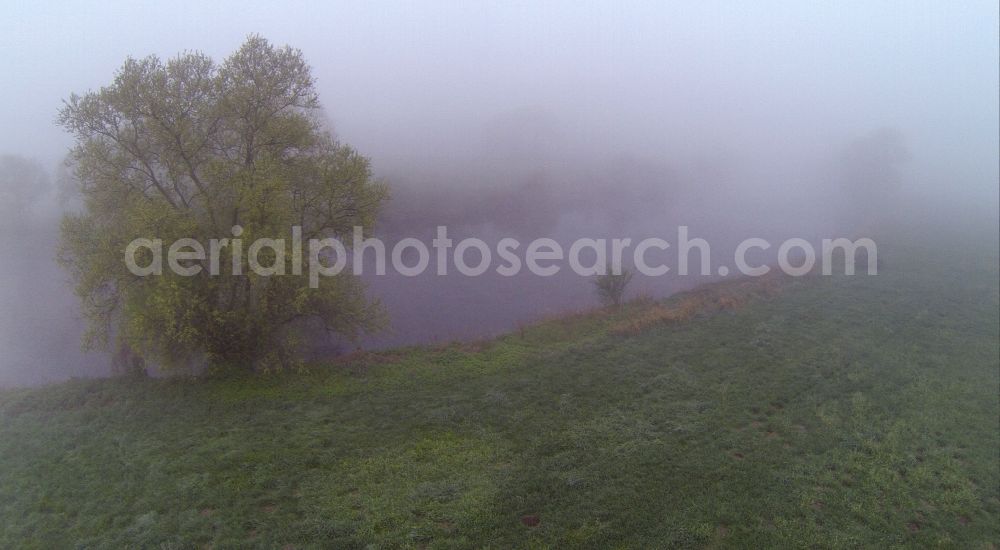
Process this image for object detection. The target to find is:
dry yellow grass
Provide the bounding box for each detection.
[609,271,793,336]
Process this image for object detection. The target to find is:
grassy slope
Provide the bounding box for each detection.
[0,240,997,549]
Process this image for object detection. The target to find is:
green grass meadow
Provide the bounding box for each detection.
[1,237,997,548]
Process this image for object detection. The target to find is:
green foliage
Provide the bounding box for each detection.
[593,265,633,307]
[56,36,388,372]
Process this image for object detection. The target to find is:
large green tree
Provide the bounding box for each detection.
[58,36,388,372]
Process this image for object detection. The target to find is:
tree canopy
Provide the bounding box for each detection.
[58,35,388,372]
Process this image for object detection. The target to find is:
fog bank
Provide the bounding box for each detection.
[1,1,996,384]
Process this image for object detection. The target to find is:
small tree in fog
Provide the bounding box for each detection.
[57,36,388,372]
[0,155,49,229]
[837,127,909,230]
[593,266,633,308]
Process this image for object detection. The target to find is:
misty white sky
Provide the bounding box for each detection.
[1,1,997,205]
